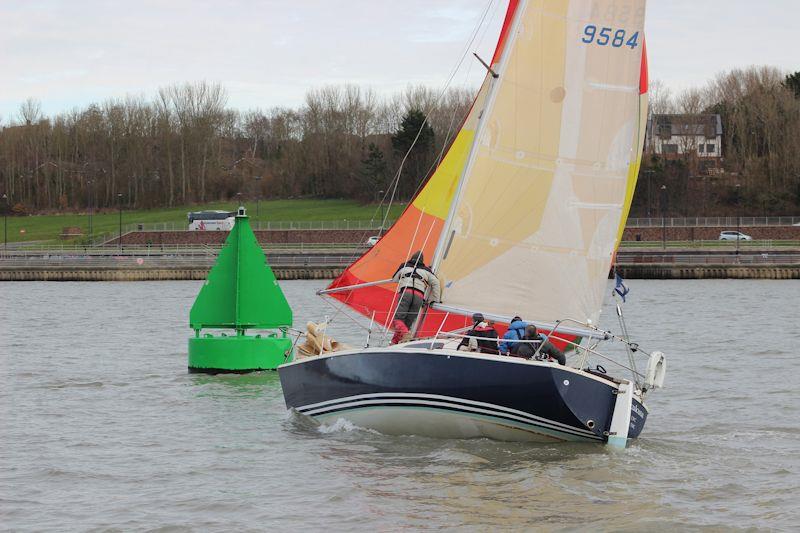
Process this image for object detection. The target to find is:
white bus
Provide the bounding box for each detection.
[187,210,236,231]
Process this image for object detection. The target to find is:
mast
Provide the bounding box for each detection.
[431,0,528,274]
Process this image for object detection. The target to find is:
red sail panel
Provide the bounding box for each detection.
[491,0,520,64]
[639,39,648,95]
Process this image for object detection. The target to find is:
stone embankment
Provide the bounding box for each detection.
[0,266,345,282]
[2,265,797,281]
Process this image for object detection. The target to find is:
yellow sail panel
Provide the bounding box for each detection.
[616,41,649,245]
[616,92,648,245]
[438,0,648,325]
[412,130,475,220]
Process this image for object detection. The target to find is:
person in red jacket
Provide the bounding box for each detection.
[457,313,500,354]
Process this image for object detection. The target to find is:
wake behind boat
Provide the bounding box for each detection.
[280,0,666,447]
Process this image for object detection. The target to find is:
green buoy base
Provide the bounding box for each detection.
[188,334,293,373]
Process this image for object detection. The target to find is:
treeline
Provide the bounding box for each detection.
[0,82,471,212]
[3,66,800,216]
[632,66,800,216]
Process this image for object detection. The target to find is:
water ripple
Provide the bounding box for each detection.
[1,280,798,531]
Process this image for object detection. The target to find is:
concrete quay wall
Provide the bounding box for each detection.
[615,264,799,279]
[1,265,797,281]
[0,267,344,282]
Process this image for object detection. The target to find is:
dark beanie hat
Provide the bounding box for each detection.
[472,312,484,323]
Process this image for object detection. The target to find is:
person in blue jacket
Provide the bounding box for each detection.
[499,316,529,354]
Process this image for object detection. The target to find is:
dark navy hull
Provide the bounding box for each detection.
[279,349,648,443]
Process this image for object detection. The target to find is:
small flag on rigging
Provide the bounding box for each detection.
[614,273,630,303]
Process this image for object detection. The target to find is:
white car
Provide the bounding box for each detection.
[719,231,752,241]
[366,236,380,247]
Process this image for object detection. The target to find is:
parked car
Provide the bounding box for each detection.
[366,236,380,247]
[719,231,752,241]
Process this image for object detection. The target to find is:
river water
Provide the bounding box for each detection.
[1,280,798,531]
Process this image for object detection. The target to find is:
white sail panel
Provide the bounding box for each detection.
[436,0,647,325]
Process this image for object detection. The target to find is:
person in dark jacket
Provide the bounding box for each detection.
[390,250,441,344]
[511,325,566,365]
[457,313,500,354]
[499,315,528,354]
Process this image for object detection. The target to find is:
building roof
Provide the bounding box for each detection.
[647,114,723,138]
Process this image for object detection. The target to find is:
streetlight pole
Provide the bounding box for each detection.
[735,184,741,257]
[2,194,8,251]
[376,189,385,236]
[86,179,93,241]
[660,185,667,250]
[254,176,262,223]
[117,193,123,250]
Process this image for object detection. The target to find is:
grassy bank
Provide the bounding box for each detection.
[2,199,406,244]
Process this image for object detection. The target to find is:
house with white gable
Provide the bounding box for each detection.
[645,114,723,172]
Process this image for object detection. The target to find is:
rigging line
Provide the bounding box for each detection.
[339,3,493,267]
[432,0,525,273]
[407,216,439,339]
[381,208,437,344]
[410,0,501,200]
[320,294,373,334]
[330,1,499,284]
[380,207,428,343]
[381,0,497,230]
[325,284,358,326]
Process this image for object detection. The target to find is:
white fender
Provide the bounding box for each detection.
[645,351,666,389]
[607,379,632,449]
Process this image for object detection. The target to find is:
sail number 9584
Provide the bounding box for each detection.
[581,25,639,49]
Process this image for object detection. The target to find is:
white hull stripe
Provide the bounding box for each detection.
[298,392,597,436]
[298,393,601,440]
[310,402,602,442]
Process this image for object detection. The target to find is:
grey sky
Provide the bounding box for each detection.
[1,1,797,120]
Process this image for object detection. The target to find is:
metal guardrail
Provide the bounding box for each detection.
[619,239,800,249]
[0,242,368,255]
[121,217,800,232]
[122,220,395,233]
[3,240,798,256]
[627,216,800,228]
[0,255,352,268]
[615,253,800,265]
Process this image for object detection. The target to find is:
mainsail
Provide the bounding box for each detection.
[329,0,648,337]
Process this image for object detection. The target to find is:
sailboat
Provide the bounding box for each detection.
[279,0,666,446]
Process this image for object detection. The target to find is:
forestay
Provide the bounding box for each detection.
[325,1,522,338]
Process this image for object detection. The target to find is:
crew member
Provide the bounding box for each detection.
[499,315,528,354]
[511,325,566,365]
[457,313,500,354]
[390,251,441,344]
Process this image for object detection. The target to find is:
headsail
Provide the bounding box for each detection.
[329,0,649,339]
[434,0,649,327]
[326,0,521,337]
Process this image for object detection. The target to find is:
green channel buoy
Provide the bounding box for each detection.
[188,207,293,373]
